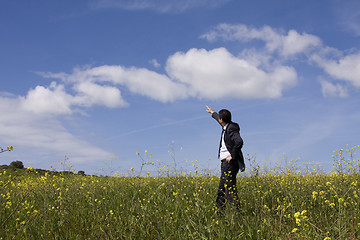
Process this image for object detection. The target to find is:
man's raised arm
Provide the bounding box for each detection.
[206,106,221,125]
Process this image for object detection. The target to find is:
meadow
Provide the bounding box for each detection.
[1,146,360,239]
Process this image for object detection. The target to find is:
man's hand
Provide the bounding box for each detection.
[206,106,214,114]
[226,156,232,163]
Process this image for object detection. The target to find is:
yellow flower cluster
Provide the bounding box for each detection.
[0,145,13,153]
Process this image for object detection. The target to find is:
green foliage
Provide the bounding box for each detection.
[1,145,360,239]
[0,169,359,238]
[9,160,24,169]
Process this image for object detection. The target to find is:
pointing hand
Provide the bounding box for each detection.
[206,106,214,114]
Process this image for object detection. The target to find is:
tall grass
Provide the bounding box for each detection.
[1,146,360,239]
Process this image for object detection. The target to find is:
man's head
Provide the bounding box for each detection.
[218,109,232,125]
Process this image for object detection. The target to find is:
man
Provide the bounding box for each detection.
[206,106,245,214]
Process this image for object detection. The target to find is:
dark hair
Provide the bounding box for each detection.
[219,109,232,124]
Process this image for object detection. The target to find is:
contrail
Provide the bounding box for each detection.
[106,115,207,140]
[106,101,277,140]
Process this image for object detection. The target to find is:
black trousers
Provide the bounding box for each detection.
[216,159,240,212]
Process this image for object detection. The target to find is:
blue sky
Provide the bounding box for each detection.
[1,0,360,175]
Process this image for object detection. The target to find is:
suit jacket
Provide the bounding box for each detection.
[212,112,245,172]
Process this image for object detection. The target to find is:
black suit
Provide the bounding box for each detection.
[212,112,245,171]
[212,112,245,213]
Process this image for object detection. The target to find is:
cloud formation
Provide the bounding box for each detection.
[311,52,360,87]
[201,23,360,96]
[0,96,113,164]
[26,23,359,113]
[166,47,297,99]
[200,23,322,58]
[41,66,188,105]
[319,79,348,98]
[149,59,161,68]
[35,47,297,109]
[19,80,126,115]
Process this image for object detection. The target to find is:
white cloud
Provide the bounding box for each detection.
[91,0,230,12]
[19,80,127,115]
[281,30,321,57]
[40,48,297,103]
[20,82,73,115]
[66,65,189,102]
[46,48,298,101]
[237,48,269,67]
[312,52,360,87]
[200,23,360,95]
[149,59,161,68]
[73,81,127,108]
[319,79,348,98]
[166,47,297,99]
[200,24,322,58]
[0,96,113,165]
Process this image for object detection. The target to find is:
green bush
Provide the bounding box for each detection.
[9,160,24,169]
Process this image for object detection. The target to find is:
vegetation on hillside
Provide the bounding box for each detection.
[0,145,359,239]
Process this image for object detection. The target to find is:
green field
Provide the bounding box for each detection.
[1,147,360,239]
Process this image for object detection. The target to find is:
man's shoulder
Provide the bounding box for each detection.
[227,122,240,131]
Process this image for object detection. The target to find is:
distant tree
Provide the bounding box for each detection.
[78,170,85,176]
[10,160,24,169]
